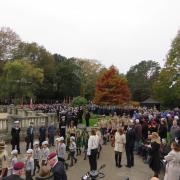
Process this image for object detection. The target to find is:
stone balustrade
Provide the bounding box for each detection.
[0,107,58,141]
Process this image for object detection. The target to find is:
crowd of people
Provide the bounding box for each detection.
[0,104,180,180]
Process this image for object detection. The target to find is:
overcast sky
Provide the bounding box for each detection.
[0,0,180,73]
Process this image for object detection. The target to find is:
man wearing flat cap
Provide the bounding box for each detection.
[3,161,25,180]
[48,152,67,180]
[11,121,21,153]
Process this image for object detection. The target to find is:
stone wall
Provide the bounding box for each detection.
[0,106,58,142]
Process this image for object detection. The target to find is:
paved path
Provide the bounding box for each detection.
[67,144,164,180]
[5,141,165,180]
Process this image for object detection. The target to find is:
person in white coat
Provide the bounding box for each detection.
[114,128,126,168]
[164,138,180,180]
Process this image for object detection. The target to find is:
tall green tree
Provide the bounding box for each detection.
[153,30,180,107]
[126,60,161,101]
[0,59,43,103]
[73,58,104,100]
[14,42,56,100]
[53,54,82,99]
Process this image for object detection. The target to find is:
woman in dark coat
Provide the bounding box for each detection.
[158,119,167,140]
[148,132,161,178]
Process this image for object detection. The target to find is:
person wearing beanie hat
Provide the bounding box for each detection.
[33,142,40,176]
[41,141,49,166]
[57,137,68,170]
[69,136,77,167]
[3,161,25,180]
[9,150,18,175]
[47,152,67,180]
[55,138,60,154]
[0,142,8,178]
[25,149,34,180]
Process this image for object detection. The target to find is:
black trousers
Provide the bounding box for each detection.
[26,170,33,180]
[34,159,40,175]
[86,119,89,127]
[125,146,134,167]
[89,149,98,171]
[12,140,20,153]
[48,135,55,146]
[115,151,122,166]
[26,136,33,150]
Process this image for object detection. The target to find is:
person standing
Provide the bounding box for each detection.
[59,116,66,139]
[41,141,49,166]
[87,129,99,171]
[114,128,126,168]
[0,142,8,178]
[11,121,21,153]
[25,149,34,180]
[125,122,136,168]
[33,142,40,176]
[3,161,25,180]
[39,122,46,147]
[48,123,56,147]
[158,119,167,140]
[134,119,142,154]
[85,111,91,127]
[164,138,180,180]
[26,122,34,150]
[170,120,179,141]
[69,137,77,167]
[148,132,161,178]
[48,152,67,180]
[9,150,18,175]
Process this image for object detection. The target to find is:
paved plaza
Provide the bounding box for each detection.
[4,141,165,180]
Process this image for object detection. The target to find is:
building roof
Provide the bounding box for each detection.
[141,97,160,104]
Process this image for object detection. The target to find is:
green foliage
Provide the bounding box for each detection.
[153,30,180,107]
[0,59,43,103]
[126,60,161,101]
[71,96,88,106]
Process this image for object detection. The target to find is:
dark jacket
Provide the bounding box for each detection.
[52,161,67,180]
[149,141,161,172]
[3,174,24,180]
[39,126,46,138]
[125,127,136,148]
[134,124,142,141]
[158,125,167,139]
[11,127,20,143]
[85,112,90,120]
[27,126,34,137]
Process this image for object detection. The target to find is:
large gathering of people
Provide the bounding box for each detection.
[0,103,180,180]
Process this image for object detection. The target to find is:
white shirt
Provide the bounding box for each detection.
[87,135,99,155]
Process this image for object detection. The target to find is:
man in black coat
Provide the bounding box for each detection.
[48,152,67,180]
[11,121,21,153]
[26,122,34,150]
[125,122,136,168]
[39,122,46,147]
[3,161,25,180]
[85,111,90,127]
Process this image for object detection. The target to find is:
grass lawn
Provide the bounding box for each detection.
[82,113,109,126]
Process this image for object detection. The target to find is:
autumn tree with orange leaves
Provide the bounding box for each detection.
[94,66,131,105]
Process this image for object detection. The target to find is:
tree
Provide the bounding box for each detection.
[53,54,82,99]
[94,66,131,105]
[71,96,88,106]
[73,58,104,100]
[126,60,161,101]
[153,30,180,107]
[0,27,21,60]
[14,42,56,100]
[0,59,44,104]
